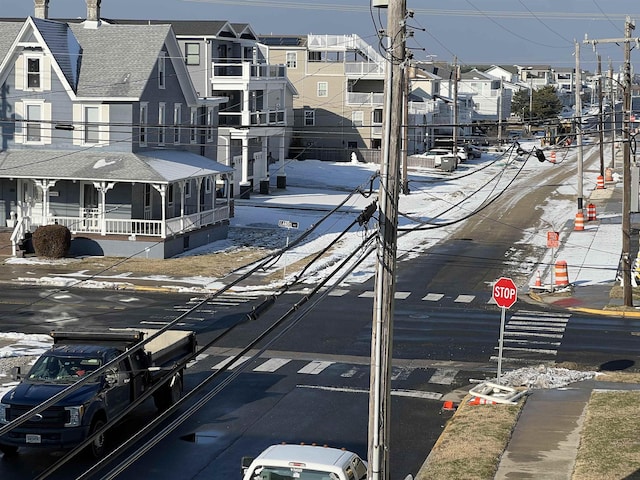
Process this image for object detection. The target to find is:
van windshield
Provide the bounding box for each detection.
[27,355,102,383]
[249,467,340,480]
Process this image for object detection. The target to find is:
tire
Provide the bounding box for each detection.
[0,444,18,457]
[87,418,107,459]
[154,372,183,411]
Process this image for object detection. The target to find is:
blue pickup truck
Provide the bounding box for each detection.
[0,328,196,458]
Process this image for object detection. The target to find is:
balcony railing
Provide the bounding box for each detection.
[347,92,384,106]
[211,62,286,81]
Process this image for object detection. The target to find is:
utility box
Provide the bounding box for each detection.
[441,155,457,173]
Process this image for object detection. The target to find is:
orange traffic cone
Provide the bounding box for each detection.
[535,270,542,287]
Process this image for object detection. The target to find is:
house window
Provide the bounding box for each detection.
[205,177,212,194]
[184,180,191,198]
[84,106,100,144]
[286,51,297,69]
[173,103,181,145]
[158,103,166,145]
[304,110,315,126]
[27,57,41,88]
[207,107,214,142]
[190,107,198,144]
[352,111,364,127]
[158,53,166,89]
[25,103,42,142]
[139,102,148,146]
[317,82,328,97]
[185,43,200,65]
[168,184,174,204]
[372,108,383,124]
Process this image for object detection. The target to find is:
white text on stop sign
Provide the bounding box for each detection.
[494,286,516,299]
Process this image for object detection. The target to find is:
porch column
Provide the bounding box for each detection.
[277,134,286,189]
[33,179,57,225]
[179,180,186,234]
[240,136,251,198]
[151,184,167,238]
[93,182,115,235]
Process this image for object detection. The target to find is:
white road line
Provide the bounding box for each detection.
[454,294,475,303]
[497,346,558,355]
[516,310,571,318]
[359,291,374,298]
[510,315,570,323]
[212,356,252,371]
[508,321,568,327]
[391,367,413,381]
[429,368,458,385]
[505,325,566,333]
[504,331,563,339]
[187,353,209,368]
[422,293,444,301]
[253,358,291,372]
[504,338,561,346]
[341,367,358,378]
[297,360,334,375]
[297,384,442,400]
[395,291,411,299]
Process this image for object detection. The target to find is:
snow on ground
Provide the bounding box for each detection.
[0,140,612,392]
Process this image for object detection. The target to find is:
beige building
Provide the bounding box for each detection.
[260,34,386,162]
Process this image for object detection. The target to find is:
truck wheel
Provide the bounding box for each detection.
[87,418,107,459]
[154,372,182,411]
[0,444,18,456]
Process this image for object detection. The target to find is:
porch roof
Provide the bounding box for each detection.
[0,149,232,183]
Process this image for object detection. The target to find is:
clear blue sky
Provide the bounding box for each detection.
[3,0,640,72]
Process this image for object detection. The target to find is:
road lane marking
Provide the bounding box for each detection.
[297,384,442,400]
[298,360,334,375]
[429,368,458,385]
[454,294,475,303]
[212,356,252,370]
[253,358,291,372]
[422,293,444,301]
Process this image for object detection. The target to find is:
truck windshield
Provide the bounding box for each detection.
[249,467,340,480]
[27,355,102,382]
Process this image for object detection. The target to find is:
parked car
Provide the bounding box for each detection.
[468,144,482,159]
[424,148,457,168]
[456,146,468,163]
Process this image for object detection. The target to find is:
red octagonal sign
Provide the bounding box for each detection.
[493,277,517,309]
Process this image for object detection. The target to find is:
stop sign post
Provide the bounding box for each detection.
[493,277,518,383]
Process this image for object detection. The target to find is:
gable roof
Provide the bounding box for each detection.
[0,150,232,184]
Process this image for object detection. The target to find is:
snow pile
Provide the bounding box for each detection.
[500,364,597,389]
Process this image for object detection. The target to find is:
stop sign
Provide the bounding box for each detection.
[493,277,517,309]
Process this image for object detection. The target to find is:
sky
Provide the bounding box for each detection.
[3,0,640,72]
[0,139,619,394]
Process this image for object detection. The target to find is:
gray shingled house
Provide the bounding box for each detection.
[0,1,233,259]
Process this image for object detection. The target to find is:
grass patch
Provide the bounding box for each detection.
[573,390,640,480]
[415,394,524,480]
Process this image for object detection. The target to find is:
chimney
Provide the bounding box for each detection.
[34,0,50,19]
[85,0,102,28]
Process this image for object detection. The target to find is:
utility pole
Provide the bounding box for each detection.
[584,17,637,307]
[498,76,503,144]
[453,57,459,156]
[402,60,410,194]
[368,0,405,478]
[609,59,616,169]
[597,54,605,178]
[575,41,584,212]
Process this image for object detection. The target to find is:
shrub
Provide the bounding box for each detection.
[32,224,71,258]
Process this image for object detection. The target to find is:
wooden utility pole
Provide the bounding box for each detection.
[575,41,584,212]
[584,17,636,307]
[453,57,459,155]
[368,0,405,478]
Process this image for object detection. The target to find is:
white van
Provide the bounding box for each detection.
[241,443,367,480]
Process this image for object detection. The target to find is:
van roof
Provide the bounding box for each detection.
[253,444,354,468]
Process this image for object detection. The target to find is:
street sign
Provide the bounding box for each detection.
[278,219,299,229]
[547,231,559,248]
[492,277,517,309]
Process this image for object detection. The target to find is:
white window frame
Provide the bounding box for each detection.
[173,103,182,145]
[286,51,297,69]
[190,107,198,144]
[184,180,191,198]
[139,102,148,146]
[158,103,166,145]
[352,110,364,127]
[317,81,328,97]
[26,56,42,90]
[24,102,44,144]
[84,105,100,144]
[158,52,166,89]
[304,109,315,126]
[185,43,200,65]
[205,177,212,194]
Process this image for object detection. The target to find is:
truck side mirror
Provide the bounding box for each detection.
[241,455,254,471]
[10,366,22,381]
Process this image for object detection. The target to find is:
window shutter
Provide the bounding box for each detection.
[14,56,24,91]
[14,101,24,143]
[72,104,82,145]
[43,102,52,144]
[100,104,110,143]
[42,56,51,91]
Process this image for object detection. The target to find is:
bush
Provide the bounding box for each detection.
[32,224,71,259]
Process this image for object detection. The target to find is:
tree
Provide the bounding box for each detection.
[511,85,563,121]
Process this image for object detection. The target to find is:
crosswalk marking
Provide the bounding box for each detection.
[422,293,444,301]
[359,291,411,299]
[297,360,334,375]
[297,384,442,400]
[454,294,475,303]
[253,358,291,372]
[212,355,252,371]
[429,368,458,385]
[328,289,349,297]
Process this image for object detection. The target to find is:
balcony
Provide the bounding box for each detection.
[219,108,286,127]
[347,92,384,106]
[211,62,286,82]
